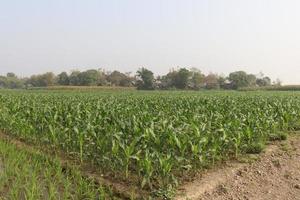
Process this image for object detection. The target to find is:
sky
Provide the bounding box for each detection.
[1,0,300,84]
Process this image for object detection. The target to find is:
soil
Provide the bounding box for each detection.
[176,133,300,200]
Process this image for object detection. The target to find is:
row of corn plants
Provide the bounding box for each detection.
[0,91,299,197]
[0,139,116,199]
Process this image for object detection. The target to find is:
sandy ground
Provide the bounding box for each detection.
[176,134,300,200]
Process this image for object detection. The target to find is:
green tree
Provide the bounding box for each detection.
[43,72,55,86]
[218,76,228,89]
[6,72,17,78]
[256,76,271,87]
[107,71,133,87]
[247,74,257,87]
[0,73,25,89]
[27,72,55,87]
[228,71,250,89]
[57,72,70,85]
[160,70,178,89]
[189,68,205,90]
[174,68,191,89]
[136,68,155,90]
[69,71,81,86]
[6,77,24,89]
[77,70,99,86]
[0,76,6,88]
[205,73,220,89]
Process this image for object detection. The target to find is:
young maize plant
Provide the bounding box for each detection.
[0,90,299,196]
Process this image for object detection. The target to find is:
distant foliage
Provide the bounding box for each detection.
[0,68,278,90]
[0,73,25,89]
[136,68,155,90]
[26,72,55,87]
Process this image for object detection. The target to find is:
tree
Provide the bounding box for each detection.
[7,72,17,78]
[0,73,25,89]
[174,68,191,89]
[57,72,70,85]
[27,72,55,87]
[204,73,220,89]
[107,70,132,87]
[136,68,155,90]
[246,74,257,87]
[218,76,229,89]
[256,76,271,87]
[228,71,250,89]
[160,70,178,89]
[43,72,55,86]
[189,68,205,90]
[69,71,81,86]
[96,70,107,86]
[0,76,6,88]
[77,70,100,86]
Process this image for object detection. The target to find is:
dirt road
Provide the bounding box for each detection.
[177,134,300,200]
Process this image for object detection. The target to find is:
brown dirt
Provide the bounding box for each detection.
[176,133,300,200]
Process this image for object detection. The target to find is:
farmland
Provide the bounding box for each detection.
[0,138,116,199]
[0,90,299,199]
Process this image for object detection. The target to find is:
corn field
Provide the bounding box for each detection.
[0,90,299,194]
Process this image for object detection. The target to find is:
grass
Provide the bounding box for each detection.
[0,139,117,200]
[269,132,288,141]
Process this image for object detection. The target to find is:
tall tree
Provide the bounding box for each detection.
[189,68,205,90]
[161,70,178,89]
[256,76,271,87]
[57,72,70,85]
[107,70,133,87]
[136,68,155,90]
[6,72,17,78]
[174,68,191,89]
[69,71,81,86]
[205,73,220,89]
[27,72,55,87]
[228,71,250,89]
[77,69,101,86]
[246,74,257,87]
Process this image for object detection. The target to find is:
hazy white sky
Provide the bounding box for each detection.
[1,0,300,84]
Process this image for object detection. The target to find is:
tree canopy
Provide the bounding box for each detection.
[0,68,277,90]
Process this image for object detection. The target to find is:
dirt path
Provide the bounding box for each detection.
[176,134,300,200]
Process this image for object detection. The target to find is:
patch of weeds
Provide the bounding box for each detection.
[238,154,259,164]
[289,121,300,131]
[280,143,291,152]
[152,185,176,200]
[242,142,265,154]
[269,132,287,141]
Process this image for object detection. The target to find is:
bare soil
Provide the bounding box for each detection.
[176,133,300,200]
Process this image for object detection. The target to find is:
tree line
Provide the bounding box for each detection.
[0,67,279,90]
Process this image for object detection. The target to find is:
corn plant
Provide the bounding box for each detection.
[0,90,300,195]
